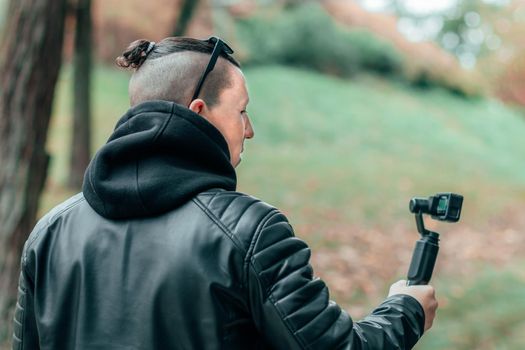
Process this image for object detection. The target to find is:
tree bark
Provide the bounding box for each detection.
[173,0,200,37]
[69,0,92,189]
[0,0,68,334]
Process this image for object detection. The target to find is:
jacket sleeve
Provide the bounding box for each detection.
[246,209,425,349]
[12,257,40,350]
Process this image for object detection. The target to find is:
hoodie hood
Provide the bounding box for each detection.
[82,100,237,220]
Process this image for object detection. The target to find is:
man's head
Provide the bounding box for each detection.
[116,37,254,167]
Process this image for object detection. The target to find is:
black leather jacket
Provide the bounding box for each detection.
[13,101,424,349]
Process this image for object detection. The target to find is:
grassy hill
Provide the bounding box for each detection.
[239,66,525,226]
[44,64,525,349]
[48,65,525,224]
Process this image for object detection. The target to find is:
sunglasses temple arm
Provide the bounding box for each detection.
[190,43,223,102]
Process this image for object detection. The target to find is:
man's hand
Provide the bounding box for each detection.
[388,280,438,332]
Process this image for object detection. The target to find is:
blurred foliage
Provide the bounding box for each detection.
[497,52,525,106]
[484,1,525,106]
[394,0,505,66]
[386,0,525,105]
[233,2,484,98]
[438,0,525,106]
[402,59,483,98]
[235,3,403,78]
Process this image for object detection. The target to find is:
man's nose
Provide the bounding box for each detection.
[245,116,254,139]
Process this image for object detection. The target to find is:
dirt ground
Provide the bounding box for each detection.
[305,206,525,316]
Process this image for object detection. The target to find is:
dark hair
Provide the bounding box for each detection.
[116,37,241,107]
[116,37,240,70]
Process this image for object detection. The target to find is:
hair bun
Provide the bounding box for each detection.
[116,39,154,69]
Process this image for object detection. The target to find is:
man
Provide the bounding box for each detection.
[13,37,437,349]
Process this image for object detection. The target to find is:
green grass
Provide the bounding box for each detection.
[415,263,525,350]
[40,63,525,349]
[47,65,525,225]
[237,66,525,229]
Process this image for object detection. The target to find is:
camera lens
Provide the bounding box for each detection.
[409,198,429,213]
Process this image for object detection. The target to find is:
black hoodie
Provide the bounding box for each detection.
[82,100,237,219]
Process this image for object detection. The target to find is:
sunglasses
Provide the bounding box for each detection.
[190,36,234,103]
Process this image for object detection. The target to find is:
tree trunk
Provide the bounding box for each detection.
[173,0,200,37]
[69,0,92,189]
[0,0,68,335]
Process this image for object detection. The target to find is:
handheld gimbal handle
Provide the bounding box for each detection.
[406,193,462,286]
[406,232,439,285]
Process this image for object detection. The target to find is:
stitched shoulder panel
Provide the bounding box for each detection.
[196,190,285,251]
[23,193,85,261]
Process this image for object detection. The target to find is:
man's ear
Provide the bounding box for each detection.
[188,99,207,115]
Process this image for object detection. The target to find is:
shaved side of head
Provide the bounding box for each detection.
[128,51,234,107]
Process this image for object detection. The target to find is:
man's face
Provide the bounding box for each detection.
[204,67,254,167]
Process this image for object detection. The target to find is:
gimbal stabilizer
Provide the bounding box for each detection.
[406,193,463,286]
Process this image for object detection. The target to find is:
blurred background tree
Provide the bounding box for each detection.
[69,0,93,189]
[0,0,68,336]
[172,0,199,36]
